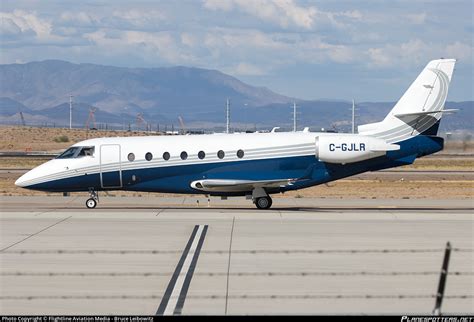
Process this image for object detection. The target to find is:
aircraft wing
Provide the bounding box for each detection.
[190,178,299,192]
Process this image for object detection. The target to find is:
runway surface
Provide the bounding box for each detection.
[0,196,473,315]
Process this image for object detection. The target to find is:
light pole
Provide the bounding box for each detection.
[69,95,73,129]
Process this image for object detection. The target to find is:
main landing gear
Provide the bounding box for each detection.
[86,189,98,209]
[255,196,272,209]
[252,187,273,210]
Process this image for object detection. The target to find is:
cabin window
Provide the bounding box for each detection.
[217,150,225,159]
[198,151,205,159]
[128,153,135,162]
[163,152,170,161]
[145,152,153,161]
[180,151,188,160]
[237,149,244,158]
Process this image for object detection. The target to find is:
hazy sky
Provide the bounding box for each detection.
[1,0,473,101]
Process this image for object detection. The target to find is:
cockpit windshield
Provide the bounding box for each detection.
[56,146,95,159]
[78,146,94,157]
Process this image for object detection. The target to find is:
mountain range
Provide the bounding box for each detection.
[0,60,472,133]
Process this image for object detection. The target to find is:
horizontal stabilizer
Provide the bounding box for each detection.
[394,109,458,118]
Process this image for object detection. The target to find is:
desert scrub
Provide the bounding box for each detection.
[53,135,69,143]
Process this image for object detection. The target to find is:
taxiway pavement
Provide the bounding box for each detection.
[0,196,473,315]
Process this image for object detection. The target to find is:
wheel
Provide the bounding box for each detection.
[86,198,97,209]
[255,196,272,209]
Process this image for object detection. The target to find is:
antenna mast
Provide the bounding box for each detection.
[351,99,355,134]
[136,113,146,131]
[178,116,186,134]
[69,95,73,129]
[292,101,298,132]
[226,98,230,134]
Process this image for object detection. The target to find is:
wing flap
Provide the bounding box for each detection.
[190,178,298,192]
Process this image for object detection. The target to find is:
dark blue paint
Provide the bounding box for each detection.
[101,171,122,187]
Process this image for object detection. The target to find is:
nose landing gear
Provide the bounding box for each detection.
[86,198,97,209]
[86,188,98,209]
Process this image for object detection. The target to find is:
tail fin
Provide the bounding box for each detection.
[358,59,456,143]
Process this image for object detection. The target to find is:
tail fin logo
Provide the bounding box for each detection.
[425,68,449,113]
[371,68,449,143]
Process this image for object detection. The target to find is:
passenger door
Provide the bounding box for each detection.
[100,144,122,188]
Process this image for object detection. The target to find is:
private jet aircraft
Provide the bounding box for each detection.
[15,59,456,209]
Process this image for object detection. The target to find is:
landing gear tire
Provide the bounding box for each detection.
[86,188,99,209]
[255,196,272,209]
[86,198,97,209]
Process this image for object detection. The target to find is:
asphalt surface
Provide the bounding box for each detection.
[0,196,473,315]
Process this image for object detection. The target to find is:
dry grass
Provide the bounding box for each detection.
[0,157,51,169]
[399,157,474,170]
[0,126,159,152]
[281,180,473,199]
[1,125,473,153]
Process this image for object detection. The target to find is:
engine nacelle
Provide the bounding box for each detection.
[315,135,399,164]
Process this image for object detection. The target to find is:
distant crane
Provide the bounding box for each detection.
[19,111,26,126]
[178,116,186,134]
[136,113,146,131]
[85,108,97,130]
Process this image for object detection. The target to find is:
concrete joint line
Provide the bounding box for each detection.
[0,216,72,252]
